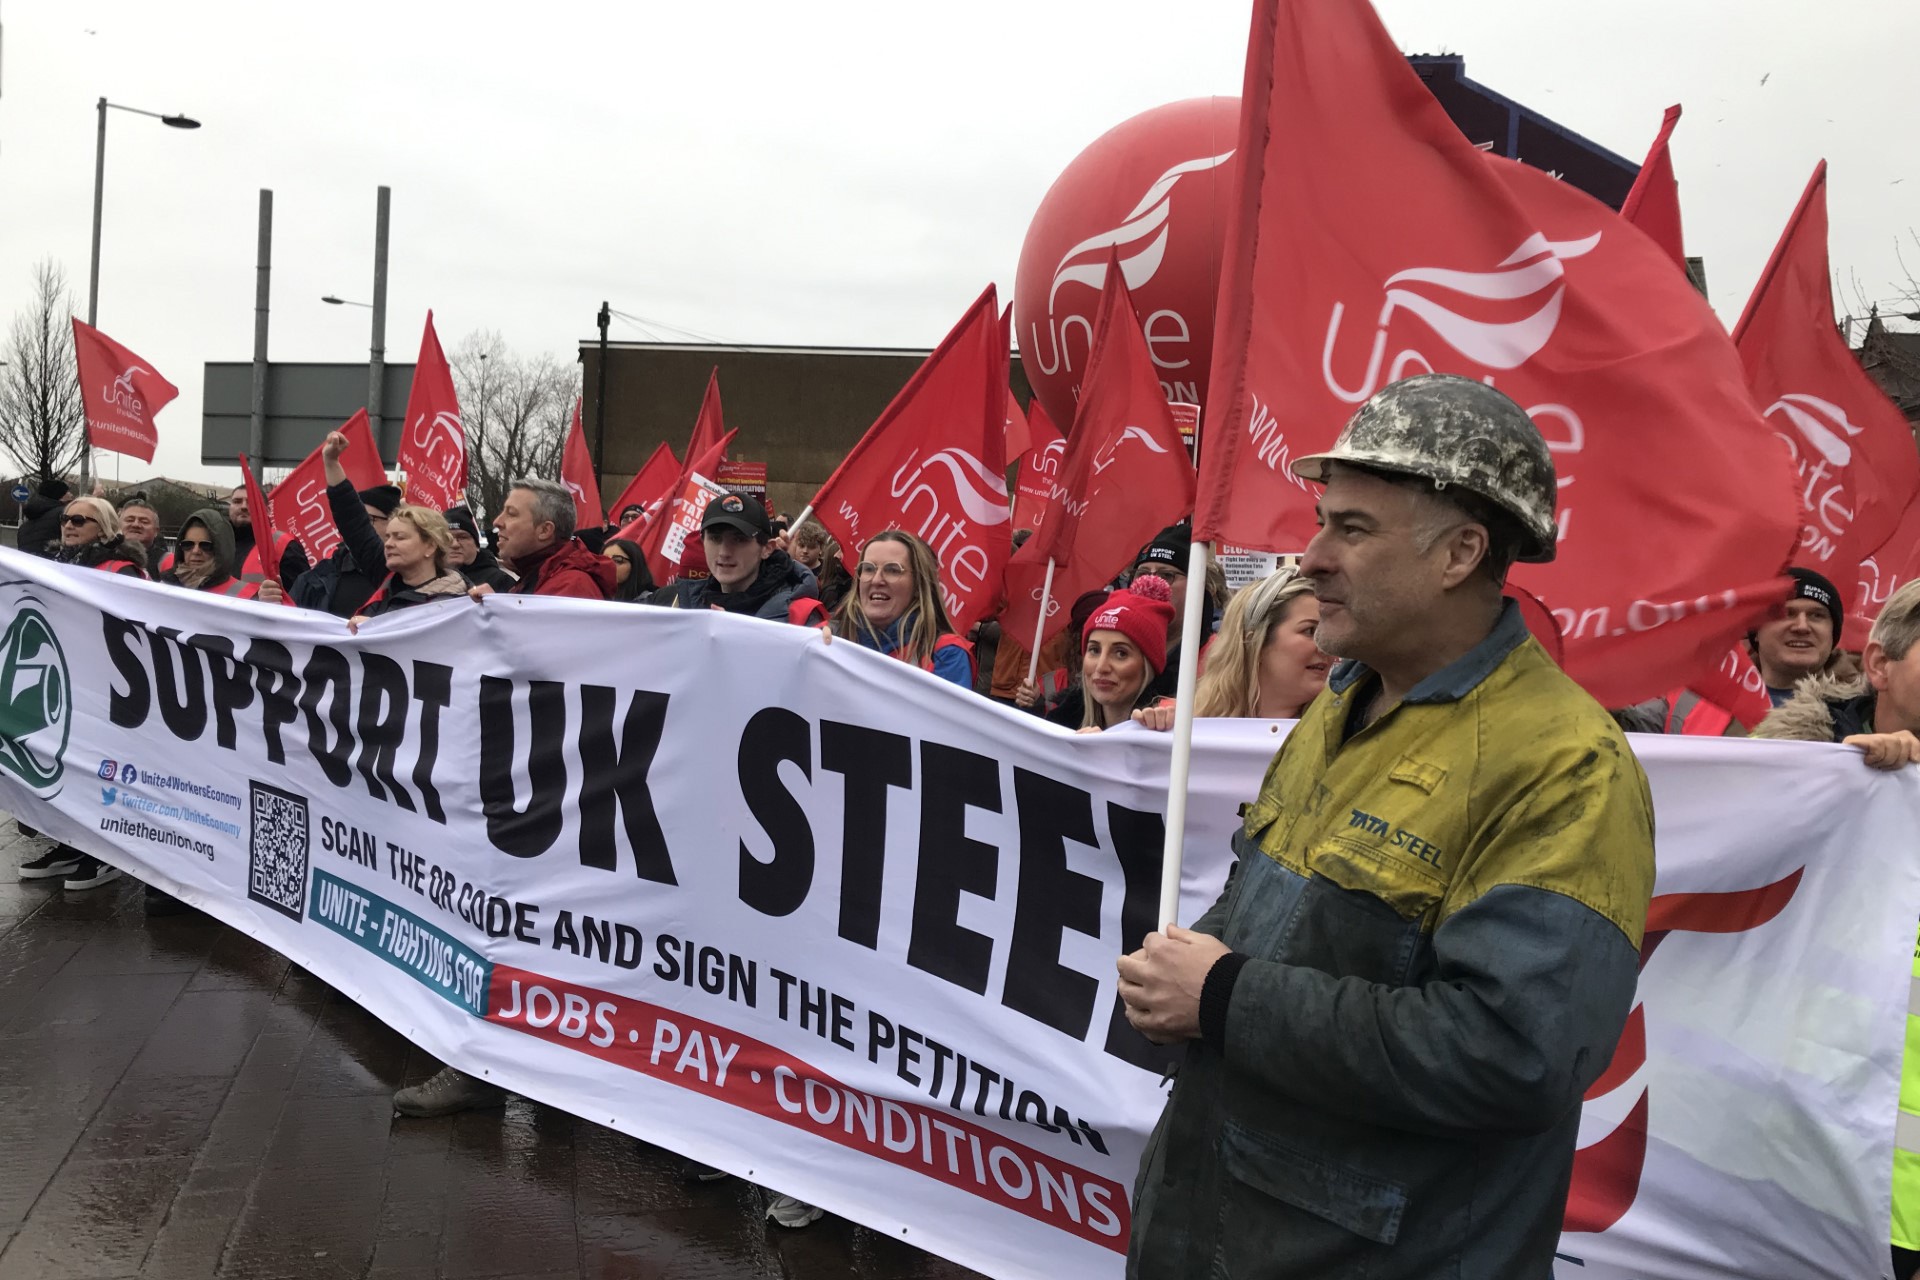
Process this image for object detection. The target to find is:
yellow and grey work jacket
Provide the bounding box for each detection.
[1129,599,1656,1280]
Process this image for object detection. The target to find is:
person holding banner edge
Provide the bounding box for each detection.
[1753,578,1920,1280]
[1119,375,1656,1278]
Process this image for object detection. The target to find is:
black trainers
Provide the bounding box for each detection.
[18,847,81,881]
[62,857,123,891]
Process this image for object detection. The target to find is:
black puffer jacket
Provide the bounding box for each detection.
[461,547,516,592]
[17,491,66,558]
[651,550,820,621]
[45,535,149,578]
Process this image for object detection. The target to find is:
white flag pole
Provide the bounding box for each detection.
[1157,537,1212,929]
[787,504,815,539]
[1025,557,1057,685]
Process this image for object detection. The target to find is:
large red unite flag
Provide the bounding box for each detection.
[807,285,1011,631]
[1194,0,1799,707]
[71,319,177,464]
[1733,161,1920,614]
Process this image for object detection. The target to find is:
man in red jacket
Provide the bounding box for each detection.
[469,477,614,601]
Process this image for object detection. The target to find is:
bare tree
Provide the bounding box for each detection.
[0,261,86,483]
[451,331,580,523]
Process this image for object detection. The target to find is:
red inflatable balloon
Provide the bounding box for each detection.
[1014,97,1241,435]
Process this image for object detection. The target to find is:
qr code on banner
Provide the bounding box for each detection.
[247,781,310,922]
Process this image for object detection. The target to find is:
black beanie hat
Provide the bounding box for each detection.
[444,505,480,542]
[1134,524,1191,573]
[36,478,69,500]
[1786,566,1844,642]
[358,485,403,517]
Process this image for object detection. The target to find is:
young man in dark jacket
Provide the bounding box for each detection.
[650,493,819,621]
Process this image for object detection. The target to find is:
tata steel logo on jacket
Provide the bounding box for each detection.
[0,595,71,796]
[1765,392,1866,563]
[888,447,1010,610]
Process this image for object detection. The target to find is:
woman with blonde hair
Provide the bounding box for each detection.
[350,504,468,625]
[1136,568,1331,728]
[830,529,973,687]
[47,495,148,579]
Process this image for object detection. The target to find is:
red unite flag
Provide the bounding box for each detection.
[71,319,177,464]
[1733,162,1920,594]
[608,440,681,536]
[238,454,284,589]
[269,409,388,561]
[1857,496,1920,639]
[396,312,466,513]
[807,285,1011,631]
[685,368,726,464]
[560,398,605,529]
[1000,254,1197,650]
[1194,0,1799,707]
[1012,397,1066,534]
[1620,106,1687,271]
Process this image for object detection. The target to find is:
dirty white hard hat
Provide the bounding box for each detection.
[1291,374,1559,564]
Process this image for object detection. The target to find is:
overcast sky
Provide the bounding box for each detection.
[3,0,1915,487]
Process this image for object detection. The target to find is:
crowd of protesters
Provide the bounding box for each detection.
[13,372,1920,1269]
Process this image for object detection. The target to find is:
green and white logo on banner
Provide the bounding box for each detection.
[0,598,71,795]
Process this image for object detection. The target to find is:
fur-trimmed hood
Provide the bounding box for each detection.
[1751,672,1873,743]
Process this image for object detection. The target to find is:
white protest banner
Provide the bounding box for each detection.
[0,547,1913,1279]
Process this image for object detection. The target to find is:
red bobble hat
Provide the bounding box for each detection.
[1083,573,1175,675]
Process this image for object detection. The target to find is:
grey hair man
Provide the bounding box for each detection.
[468,477,613,602]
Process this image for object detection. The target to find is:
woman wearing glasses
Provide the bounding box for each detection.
[602,537,656,603]
[159,508,275,600]
[829,529,974,688]
[46,496,148,579]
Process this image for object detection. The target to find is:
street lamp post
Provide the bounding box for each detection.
[84,97,199,488]
[320,186,391,451]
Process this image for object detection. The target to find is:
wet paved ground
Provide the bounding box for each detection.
[0,816,985,1280]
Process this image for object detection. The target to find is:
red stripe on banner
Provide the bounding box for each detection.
[1563,1090,1650,1235]
[484,964,1129,1251]
[1645,867,1804,935]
